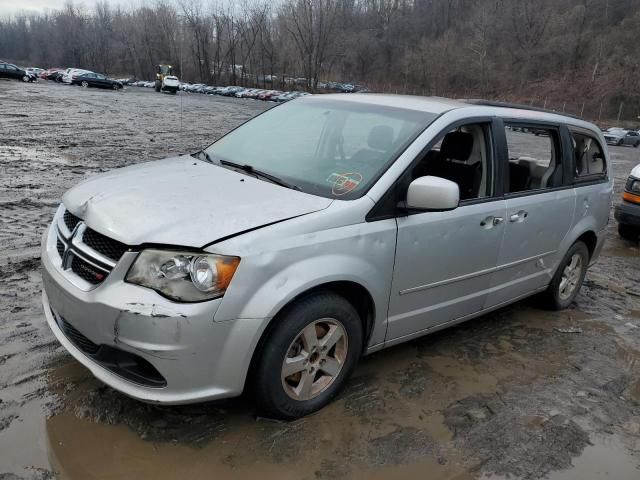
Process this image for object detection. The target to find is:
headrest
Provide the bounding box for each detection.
[441,131,473,161]
[368,125,394,151]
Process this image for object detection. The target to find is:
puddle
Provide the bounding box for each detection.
[548,435,639,480]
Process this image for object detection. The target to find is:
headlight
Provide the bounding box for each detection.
[126,249,240,302]
[626,177,640,193]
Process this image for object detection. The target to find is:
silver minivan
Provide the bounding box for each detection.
[42,95,612,418]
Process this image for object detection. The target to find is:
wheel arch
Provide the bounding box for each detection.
[575,230,598,259]
[244,280,376,392]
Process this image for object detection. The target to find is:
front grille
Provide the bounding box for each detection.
[71,256,108,285]
[56,239,65,258]
[63,210,81,232]
[83,228,128,261]
[57,207,131,287]
[57,315,100,355]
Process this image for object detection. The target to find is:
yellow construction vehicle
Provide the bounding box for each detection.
[155,64,179,94]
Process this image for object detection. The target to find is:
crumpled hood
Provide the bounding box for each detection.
[63,156,332,247]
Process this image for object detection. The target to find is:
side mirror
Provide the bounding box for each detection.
[406,176,460,211]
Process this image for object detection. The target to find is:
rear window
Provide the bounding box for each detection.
[570,131,606,179]
[504,125,562,193]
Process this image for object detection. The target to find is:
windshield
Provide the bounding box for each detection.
[204,98,435,199]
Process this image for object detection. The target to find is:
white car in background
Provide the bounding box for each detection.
[26,67,44,77]
[603,127,640,147]
[62,68,93,84]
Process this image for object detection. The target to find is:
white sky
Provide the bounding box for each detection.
[0,0,245,15]
[1,0,94,15]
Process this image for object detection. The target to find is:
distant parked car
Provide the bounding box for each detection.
[40,68,65,81]
[0,62,37,82]
[71,72,123,90]
[62,68,92,84]
[26,67,44,77]
[603,128,640,147]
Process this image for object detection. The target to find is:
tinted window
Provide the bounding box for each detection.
[571,131,605,178]
[504,125,561,193]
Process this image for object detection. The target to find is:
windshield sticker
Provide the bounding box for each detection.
[327,172,363,196]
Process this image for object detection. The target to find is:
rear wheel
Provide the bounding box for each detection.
[543,241,589,310]
[252,292,363,420]
[619,223,639,241]
[634,141,640,148]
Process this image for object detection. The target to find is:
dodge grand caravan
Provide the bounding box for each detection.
[42,95,612,419]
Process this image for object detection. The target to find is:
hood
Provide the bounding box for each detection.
[63,156,333,248]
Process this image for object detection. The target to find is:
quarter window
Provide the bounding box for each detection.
[571,131,605,178]
[504,125,561,193]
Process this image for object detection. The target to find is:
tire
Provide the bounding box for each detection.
[543,241,589,310]
[618,223,639,241]
[252,291,363,420]
[113,83,119,90]
[81,81,89,88]
[617,139,624,146]
[21,75,29,82]
[634,141,640,148]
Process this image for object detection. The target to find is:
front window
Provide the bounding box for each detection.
[204,99,435,199]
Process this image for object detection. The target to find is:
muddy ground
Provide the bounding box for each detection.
[0,80,639,480]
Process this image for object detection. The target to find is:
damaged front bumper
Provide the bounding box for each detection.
[41,225,265,404]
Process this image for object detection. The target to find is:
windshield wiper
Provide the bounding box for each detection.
[219,160,301,191]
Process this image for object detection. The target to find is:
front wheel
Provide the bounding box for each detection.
[252,292,363,420]
[81,81,89,88]
[617,139,624,146]
[22,75,29,82]
[543,241,589,310]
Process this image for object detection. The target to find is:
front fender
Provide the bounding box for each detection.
[213,220,397,348]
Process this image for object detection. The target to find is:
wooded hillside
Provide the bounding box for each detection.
[1,0,639,121]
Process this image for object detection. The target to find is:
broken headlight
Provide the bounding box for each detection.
[126,249,240,302]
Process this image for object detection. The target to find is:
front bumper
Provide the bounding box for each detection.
[614,200,640,227]
[42,223,266,404]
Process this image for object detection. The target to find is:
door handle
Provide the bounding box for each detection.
[509,210,528,222]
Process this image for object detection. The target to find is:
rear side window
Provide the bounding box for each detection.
[504,125,562,193]
[571,131,606,179]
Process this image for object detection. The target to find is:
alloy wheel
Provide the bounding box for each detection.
[281,318,348,401]
[558,253,583,301]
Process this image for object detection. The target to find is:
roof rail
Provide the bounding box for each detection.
[462,99,582,120]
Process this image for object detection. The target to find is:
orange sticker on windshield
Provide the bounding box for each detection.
[327,172,363,196]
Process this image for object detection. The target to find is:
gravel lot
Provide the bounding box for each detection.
[1,81,639,480]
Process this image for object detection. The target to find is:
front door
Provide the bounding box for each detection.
[386,121,506,341]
